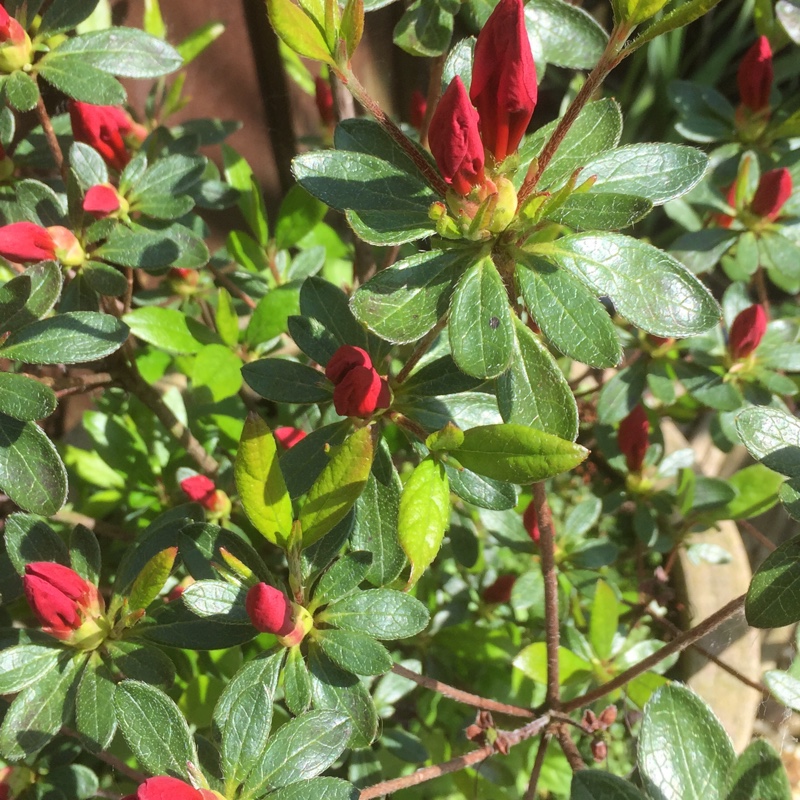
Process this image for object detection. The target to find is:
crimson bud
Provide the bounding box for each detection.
[83,184,125,219]
[750,168,792,221]
[129,776,222,800]
[179,475,229,514]
[591,739,608,763]
[737,36,773,114]
[429,77,485,196]
[470,0,537,162]
[728,304,766,360]
[274,426,307,449]
[617,405,649,473]
[333,366,390,418]
[314,76,335,127]
[325,345,372,383]
[69,101,147,171]
[410,89,427,130]
[47,226,85,267]
[0,5,31,72]
[482,574,516,604]
[522,500,540,544]
[0,221,55,262]
[245,583,294,636]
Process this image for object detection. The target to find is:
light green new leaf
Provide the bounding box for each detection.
[267,0,334,63]
[124,307,217,355]
[589,580,619,661]
[128,547,177,611]
[235,413,293,548]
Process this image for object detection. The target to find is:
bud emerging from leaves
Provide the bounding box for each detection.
[737,36,773,113]
[47,226,85,267]
[523,500,540,544]
[69,101,147,171]
[179,475,230,515]
[429,77,485,196]
[0,221,56,262]
[274,426,307,449]
[470,0,537,162]
[728,304,766,360]
[325,345,391,418]
[314,76,335,127]
[325,345,372,383]
[750,168,792,221]
[617,405,649,473]
[83,184,126,219]
[23,562,106,648]
[125,776,223,800]
[245,582,311,646]
[482,574,516,604]
[0,5,32,73]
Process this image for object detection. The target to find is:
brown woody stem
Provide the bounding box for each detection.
[35,93,68,185]
[394,316,448,385]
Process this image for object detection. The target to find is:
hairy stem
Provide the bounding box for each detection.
[394,316,448,385]
[35,93,68,185]
[524,734,550,800]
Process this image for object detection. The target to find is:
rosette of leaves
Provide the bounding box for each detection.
[0,261,128,514]
[115,674,359,799]
[0,509,193,761]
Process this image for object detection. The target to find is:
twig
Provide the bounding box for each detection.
[35,93,68,184]
[394,316,448,385]
[560,594,747,712]
[51,509,132,541]
[391,663,535,719]
[523,734,550,800]
[122,268,134,315]
[554,726,585,772]
[209,263,257,310]
[534,482,560,709]
[753,267,770,317]
[61,727,146,783]
[737,518,776,552]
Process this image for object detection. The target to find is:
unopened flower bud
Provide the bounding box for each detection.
[245,583,313,646]
[617,405,649,473]
[429,77,485,196]
[46,226,85,267]
[482,574,516,604]
[591,739,607,763]
[274,426,307,449]
[69,101,147,171]
[750,168,792,221]
[410,89,427,130]
[333,366,390,418]
[598,705,618,728]
[470,0,537,162]
[738,37,773,114]
[314,76,335,127]
[180,475,229,515]
[728,304,766,360]
[0,221,56,263]
[325,345,372,383]
[523,500,540,544]
[83,184,127,219]
[127,776,223,800]
[0,6,32,73]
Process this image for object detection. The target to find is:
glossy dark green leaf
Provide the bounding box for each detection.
[106,640,176,688]
[4,70,39,112]
[267,778,359,800]
[39,0,100,36]
[281,422,350,499]
[497,316,579,441]
[746,534,800,627]
[69,523,100,585]
[221,679,274,785]
[524,0,607,69]
[351,248,466,344]
[0,372,56,421]
[315,629,393,676]
[76,653,117,753]
[313,551,373,607]
[38,57,127,104]
[597,360,649,424]
[736,406,800,478]
[544,233,720,337]
[3,262,63,332]
[142,601,257,650]
[114,680,198,779]
[181,580,250,624]
[571,770,648,799]
[446,464,518,510]
[242,358,332,404]
[300,276,372,352]
[95,224,208,270]
[275,184,328,250]
[394,0,457,57]
[288,314,340,365]
[725,739,791,800]
[449,255,514,379]
[675,362,742,411]
[0,642,63,694]
[638,683,734,800]
[547,192,652,230]
[83,261,129,296]
[4,513,70,575]
[1,311,128,364]
[0,414,67,515]
[320,588,429,640]
[401,355,483,397]
[284,645,312,716]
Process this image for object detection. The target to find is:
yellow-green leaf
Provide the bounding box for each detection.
[235,413,293,548]
[128,547,177,611]
[266,0,334,64]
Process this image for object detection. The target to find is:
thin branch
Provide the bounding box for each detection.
[50,509,132,541]
[534,482,560,709]
[554,726,586,772]
[560,594,747,712]
[737,518,776,552]
[209,263,257,310]
[35,94,68,184]
[394,316,448,385]
[62,727,146,783]
[122,268,134,315]
[523,734,550,800]
[391,663,535,719]
[753,267,770,317]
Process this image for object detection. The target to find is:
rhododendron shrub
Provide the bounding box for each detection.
[0,0,798,797]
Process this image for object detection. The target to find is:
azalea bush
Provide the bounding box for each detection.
[0,0,800,797]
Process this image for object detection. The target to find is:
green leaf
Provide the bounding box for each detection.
[2,262,63,333]
[582,143,708,205]
[267,0,334,63]
[0,311,128,364]
[4,513,70,574]
[266,778,358,800]
[69,524,100,585]
[299,276,372,352]
[449,255,514,379]
[76,653,117,753]
[0,642,63,694]
[69,142,108,188]
[242,709,351,793]
[398,457,450,588]
[293,150,436,244]
[39,0,101,36]
[313,551,373,606]
[628,0,725,54]
[275,184,327,250]
[597,361,648,424]
[717,463,783,520]
[447,464,518,510]
[221,680,274,785]
[124,307,217,355]
[675,362,742,411]
[83,262,129,296]
[351,248,466,344]
[246,286,301,347]
[0,414,67,515]
[764,669,800,712]
[177,21,226,64]
[513,642,591,684]
[320,588,429,640]
[191,344,243,403]
[571,770,648,799]
[393,0,456,57]
[106,640,176,688]
[130,154,205,202]
[546,192,653,230]
[181,581,249,623]
[746,534,800,627]
[307,646,378,749]
[497,318,578,441]
[589,580,619,661]
[315,629,393,675]
[4,70,39,112]
[222,146,269,245]
[284,645,312,716]
[0,651,83,760]
[234,414,294,548]
[95,223,209,269]
[300,426,376,548]
[38,57,127,104]
[51,28,183,77]
[0,372,57,421]
[288,316,340,373]
[242,358,333,404]
[542,233,720,337]
[215,288,239,348]
[525,0,607,69]
[638,683,735,800]
[128,547,177,611]
[452,423,588,483]
[736,406,800,478]
[725,739,791,800]
[114,680,198,779]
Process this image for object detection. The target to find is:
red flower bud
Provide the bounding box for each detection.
[245,583,294,636]
[180,474,222,510]
[0,222,55,263]
[410,89,427,130]
[274,426,307,449]
[83,184,122,218]
[132,776,220,800]
[0,5,31,72]
[69,101,146,171]
[617,405,649,473]
[47,225,84,267]
[522,500,540,544]
[0,5,27,45]
[325,345,372,384]
[591,739,607,763]
[23,562,100,639]
[314,76,335,127]
[715,182,738,229]
[470,0,537,161]
[482,574,516,604]
[333,366,390,418]
[750,168,792,221]
[728,304,766,360]
[429,77,485,196]
[737,36,773,113]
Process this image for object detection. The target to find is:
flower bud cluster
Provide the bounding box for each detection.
[325,345,390,418]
